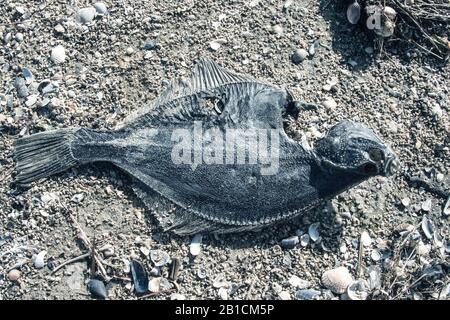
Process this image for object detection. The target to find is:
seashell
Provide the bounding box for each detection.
[322,97,337,109]
[347,279,369,300]
[130,260,148,294]
[171,293,186,300]
[148,277,161,293]
[383,6,397,19]
[210,41,221,51]
[421,199,432,212]
[149,267,161,277]
[159,277,173,291]
[22,67,33,85]
[76,7,97,24]
[360,230,372,247]
[321,266,353,294]
[289,275,310,289]
[122,258,130,273]
[294,289,321,300]
[278,291,291,300]
[33,250,46,269]
[88,279,107,299]
[197,266,207,279]
[41,192,58,204]
[371,249,381,262]
[308,223,320,242]
[439,283,450,300]
[139,246,150,257]
[228,282,239,296]
[25,95,37,107]
[401,197,410,207]
[93,2,108,15]
[291,49,308,64]
[8,269,21,281]
[443,196,450,216]
[421,215,434,240]
[51,45,66,64]
[71,193,84,203]
[281,236,299,249]
[366,265,381,290]
[300,234,310,247]
[150,249,170,267]
[14,77,29,98]
[213,274,228,288]
[218,287,228,299]
[190,234,202,256]
[347,1,361,24]
[169,257,181,281]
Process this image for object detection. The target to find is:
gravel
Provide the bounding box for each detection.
[0,0,448,300]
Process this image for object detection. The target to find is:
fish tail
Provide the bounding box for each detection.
[14,129,81,186]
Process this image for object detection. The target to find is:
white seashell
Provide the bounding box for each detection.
[308,223,320,242]
[383,6,397,19]
[150,250,170,267]
[210,41,221,51]
[213,275,228,288]
[148,277,161,293]
[218,287,228,299]
[346,1,361,25]
[321,266,353,294]
[300,234,310,247]
[347,279,369,300]
[360,230,372,247]
[366,265,381,290]
[278,291,291,300]
[288,275,310,289]
[76,7,97,24]
[190,234,202,256]
[51,45,66,64]
[322,97,337,110]
[93,2,108,15]
[41,192,58,204]
[401,197,410,207]
[421,199,432,212]
[371,249,381,262]
[33,250,46,269]
[421,215,434,240]
[140,246,150,257]
[443,196,450,216]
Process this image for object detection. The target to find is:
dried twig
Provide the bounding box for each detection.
[51,252,91,275]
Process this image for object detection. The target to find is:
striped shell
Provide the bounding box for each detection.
[321,266,353,294]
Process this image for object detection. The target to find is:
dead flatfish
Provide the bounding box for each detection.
[13,58,399,235]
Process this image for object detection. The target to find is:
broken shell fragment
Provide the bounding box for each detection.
[130,260,148,294]
[294,289,321,300]
[346,1,361,25]
[366,265,381,290]
[33,250,47,269]
[150,250,170,267]
[50,45,66,64]
[308,223,320,242]
[421,199,432,212]
[190,234,202,256]
[443,196,450,216]
[300,234,310,247]
[347,279,369,300]
[281,236,299,249]
[321,266,353,294]
[421,215,434,240]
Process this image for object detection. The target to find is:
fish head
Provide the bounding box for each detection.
[314,120,399,177]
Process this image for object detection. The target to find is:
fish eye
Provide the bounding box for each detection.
[368,148,383,162]
[361,163,378,175]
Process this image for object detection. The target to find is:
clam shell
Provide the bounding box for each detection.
[383,6,397,19]
[421,199,432,212]
[130,260,148,294]
[300,234,310,247]
[51,45,66,64]
[421,215,434,240]
[148,277,161,293]
[347,279,369,300]
[150,249,170,267]
[294,289,321,300]
[281,236,299,249]
[321,266,353,294]
[93,2,108,15]
[346,1,361,25]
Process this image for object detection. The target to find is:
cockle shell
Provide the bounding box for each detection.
[50,45,66,64]
[321,266,353,294]
[346,1,361,25]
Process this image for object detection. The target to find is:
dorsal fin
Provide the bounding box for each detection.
[120,58,267,126]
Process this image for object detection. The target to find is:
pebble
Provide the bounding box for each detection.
[322,97,337,109]
[291,49,308,64]
[126,47,134,55]
[14,77,29,98]
[171,293,186,300]
[54,24,65,33]
[144,40,156,50]
[272,24,283,36]
[33,250,46,268]
[218,287,228,299]
[364,46,374,54]
[71,193,84,203]
[8,269,21,281]
[51,45,66,64]
[88,279,107,299]
[190,234,202,256]
[371,249,381,262]
[436,173,444,182]
[278,291,291,300]
[77,7,97,24]
[288,275,310,289]
[15,33,24,42]
[93,2,108,15]
[295,289,321,300]
[421,199,432,212]
[443,196,450,216]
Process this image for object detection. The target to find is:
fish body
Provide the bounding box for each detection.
[14,58,398,235]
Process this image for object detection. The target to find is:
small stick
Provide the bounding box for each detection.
[357,233,364,278]
[51,252,91,274]
[138,289,176,299]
